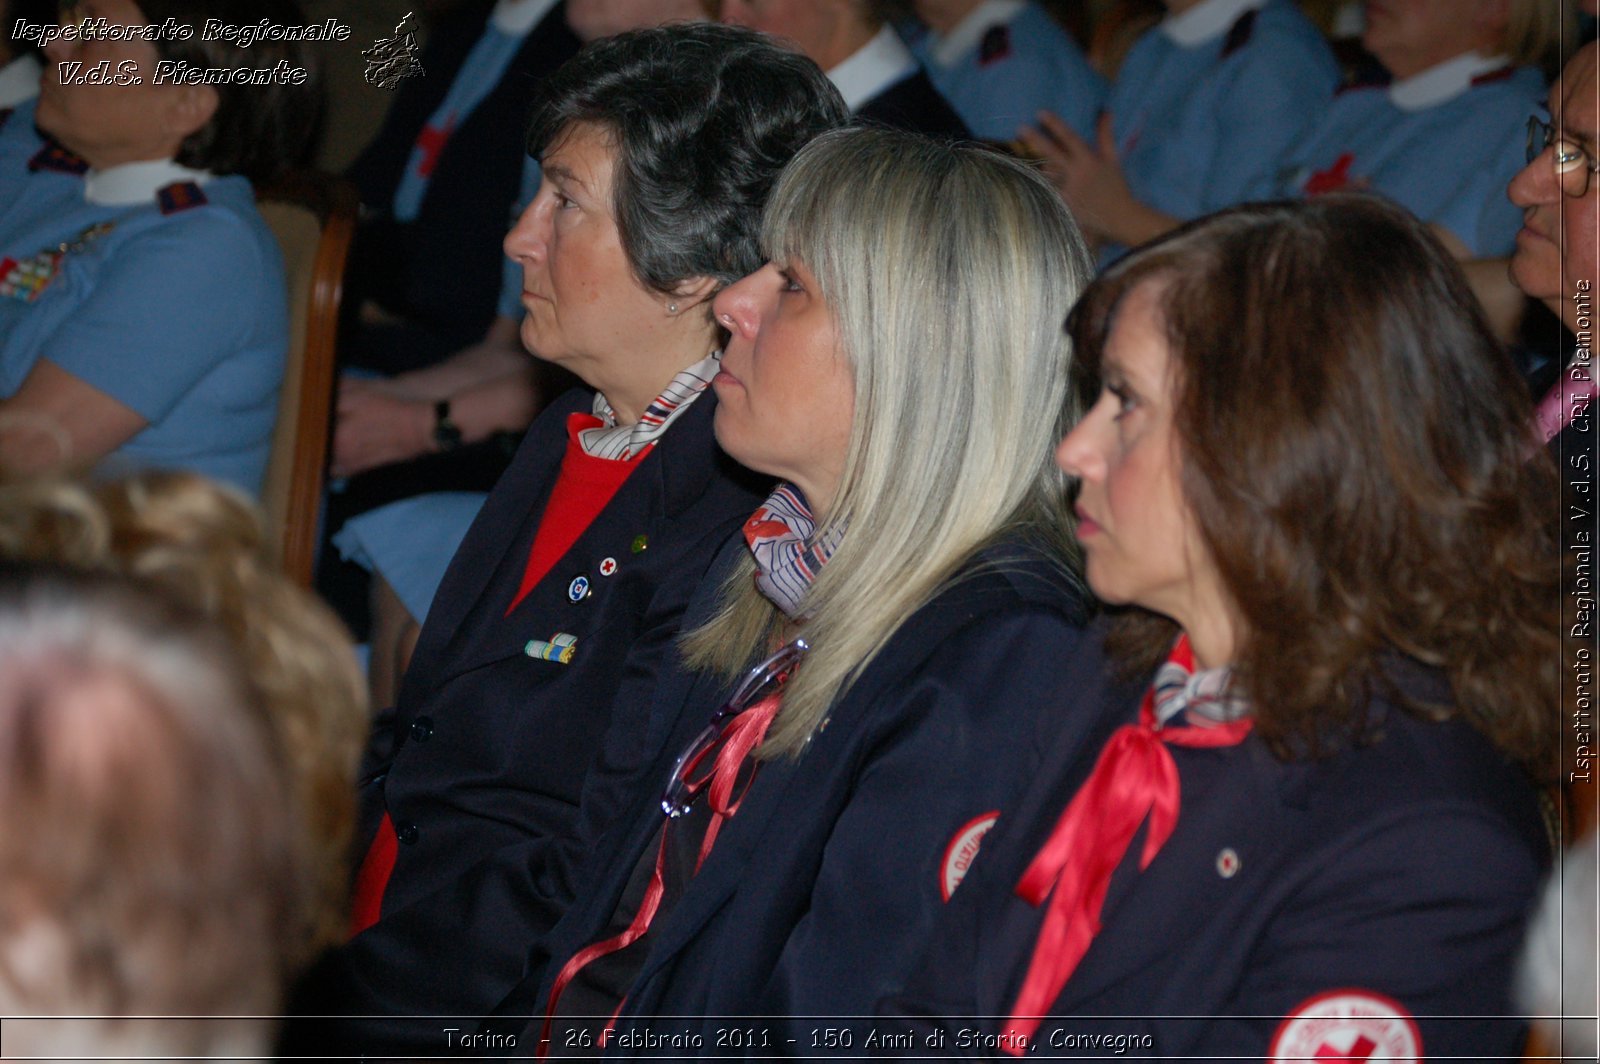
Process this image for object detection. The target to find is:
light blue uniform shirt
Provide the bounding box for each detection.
[0,160,286,495]
[1111,0,1338,224]
[906,0,1105,141]
[1280,54,1544,258]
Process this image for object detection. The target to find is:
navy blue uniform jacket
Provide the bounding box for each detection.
[489,534,1094,1054]
[881,626,1550,1060]
[856,71,971,139]
[288,387,767,1054]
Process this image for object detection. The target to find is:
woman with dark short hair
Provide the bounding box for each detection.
[0,0,318,493]
[287,24,847,1056]
[886,195,1560,1059]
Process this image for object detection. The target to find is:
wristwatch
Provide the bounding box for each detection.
[433,399,463,453]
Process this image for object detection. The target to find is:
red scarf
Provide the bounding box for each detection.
[1002,635,1253,1053]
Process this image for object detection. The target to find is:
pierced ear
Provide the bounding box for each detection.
[167,84,219,143]
[670,275,720,311]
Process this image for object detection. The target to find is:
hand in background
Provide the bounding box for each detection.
[1020,111,1171,249]
[331,376,435,478]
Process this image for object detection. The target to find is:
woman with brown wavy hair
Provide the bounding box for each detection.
[885,194,1560,1060]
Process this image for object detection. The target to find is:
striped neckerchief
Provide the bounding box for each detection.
[1151,641,1250,727]
[580,351,721,461]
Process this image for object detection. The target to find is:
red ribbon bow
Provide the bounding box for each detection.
[1001,637,1253,1053]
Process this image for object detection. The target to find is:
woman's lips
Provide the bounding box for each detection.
[1074,506,1100,538]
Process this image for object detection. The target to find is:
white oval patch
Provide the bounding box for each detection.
[1269,990,1421,1063]
[940,811,999,901]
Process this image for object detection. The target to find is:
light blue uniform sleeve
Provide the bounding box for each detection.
[984,5,1105,141]
[41,212,262,422]
[497,155,540,320]
[916,2,1105,142]
[1198,23,1339,208]
[1425,106,1533,257]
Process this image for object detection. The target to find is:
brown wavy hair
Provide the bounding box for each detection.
[1068,195,1562,777]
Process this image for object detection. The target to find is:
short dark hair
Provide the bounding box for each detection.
[527,22,848,295]
[132,0,322,182]
[1068,194,1562,775]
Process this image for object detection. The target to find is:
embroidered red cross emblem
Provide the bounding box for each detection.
[1314,1034,1377,1062]
[415,119,455,178]
[1305,152,1356,196]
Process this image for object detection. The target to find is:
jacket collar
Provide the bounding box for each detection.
[830,26,918,113]
[1388,51,1509,111]
[84,158,211,205]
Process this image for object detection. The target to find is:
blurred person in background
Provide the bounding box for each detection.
[720,0,968,136]
[1280,0,1569,260]
[0,0,51,107]
[0,0,319,495]
[1509,42,1599,1059]
[903,0,1104,143]
[1022,0,1338,259]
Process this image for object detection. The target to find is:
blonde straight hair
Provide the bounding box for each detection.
[681,128,1093,759]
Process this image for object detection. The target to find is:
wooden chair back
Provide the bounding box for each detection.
[256,171,358,587]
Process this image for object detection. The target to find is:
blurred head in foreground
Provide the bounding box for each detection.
[0,471,368,957]
[0,566,308,1059]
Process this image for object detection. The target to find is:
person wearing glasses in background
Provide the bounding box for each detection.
[883,195,1559,1059]
[491,127,1096,1054]
[1512,39,1599,461]
[1510,39,1599,1061]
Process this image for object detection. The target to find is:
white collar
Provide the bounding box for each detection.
[929,0,1026,69]
[830,26,918,113]
[1388,51,1509,112]
[1160,0,1267,47]
[0,54,42,109]
[84,159,212,206]
[491,0,560,36]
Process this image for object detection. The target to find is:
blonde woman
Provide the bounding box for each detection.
[508,127,1096,1052]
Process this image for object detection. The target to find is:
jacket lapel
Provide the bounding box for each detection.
[401,390,586,694]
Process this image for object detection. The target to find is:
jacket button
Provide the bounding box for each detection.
[409,716,434,742]
[396,822,419,845]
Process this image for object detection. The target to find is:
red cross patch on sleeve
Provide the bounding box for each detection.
[1269,990,1421,1063]
[940,811,999,900]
